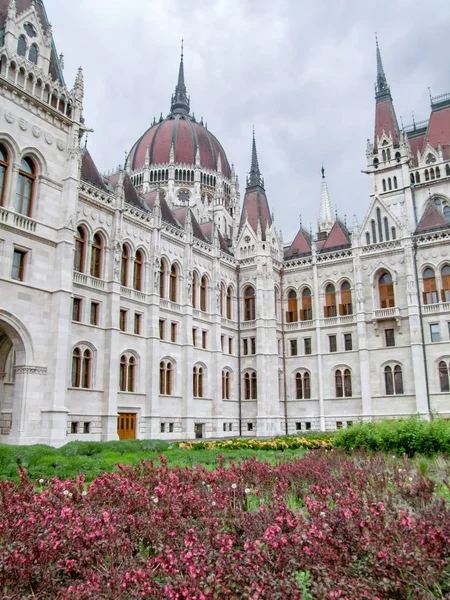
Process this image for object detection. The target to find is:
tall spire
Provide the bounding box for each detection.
[170,40,190,115]
[246,128,264,189]
[375,34,390,100]
[319,165,334,234]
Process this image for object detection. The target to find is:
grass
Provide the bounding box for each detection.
[0,439,308,482]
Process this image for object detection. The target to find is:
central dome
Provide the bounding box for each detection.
[128,48,231,179]
[128,113,231,178]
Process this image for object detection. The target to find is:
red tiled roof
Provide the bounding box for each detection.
[321,221,351,251]
[128,115,231,177]
[80,150,107,191]
[374,97,399,149]
[415,201,449,233]
[408,133,426,167]
[239,188,272,240]
[284,228,311,258]
[0,0,64,84]
[425,105,450,161]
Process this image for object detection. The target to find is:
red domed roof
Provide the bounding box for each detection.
[128,114,231,178]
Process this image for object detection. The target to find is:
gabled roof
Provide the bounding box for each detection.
[172,207,208,242]
[374,98,399,150]
[141,190,180,226]
[415,201,450,234]
[80,150,108,191]
[0,0,64,84]
[425,103,450,161]
[239,188,272,240]
[407,132,426,167]
[104,171,150,212]
[284,228,311,259]
[320,220,351,252]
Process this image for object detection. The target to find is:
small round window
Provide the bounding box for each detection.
[24,22,37,38]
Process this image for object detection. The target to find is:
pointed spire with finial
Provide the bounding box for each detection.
[319,165,334,234]
[74,66,84,99]
[375,34,390,100]
[170,39,190,115]
[247,128,264,189]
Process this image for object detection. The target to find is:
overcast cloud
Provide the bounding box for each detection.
[45,0,450,243]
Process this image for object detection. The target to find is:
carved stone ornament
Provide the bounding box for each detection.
[45,133,53,145]
[14,366,47,375]
[32,126,42,138]
[4,112,15,124]
[19,118,28,131]
[57,139,65,151]
[113,241,121,281]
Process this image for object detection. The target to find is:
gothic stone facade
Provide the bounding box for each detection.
[0,1,449,446]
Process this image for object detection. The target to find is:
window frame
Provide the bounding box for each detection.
[12,248,26,281]
[16,157,36,217]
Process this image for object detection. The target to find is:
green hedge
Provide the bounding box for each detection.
[334,417,450,456]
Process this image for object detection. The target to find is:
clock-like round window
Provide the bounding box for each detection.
[244,235,251,243]
[24,23,37,37]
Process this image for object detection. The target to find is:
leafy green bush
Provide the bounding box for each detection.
[334,417,450,456]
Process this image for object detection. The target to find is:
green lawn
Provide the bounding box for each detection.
[0,439,308,482]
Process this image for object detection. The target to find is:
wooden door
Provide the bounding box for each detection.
[117,413,136,440]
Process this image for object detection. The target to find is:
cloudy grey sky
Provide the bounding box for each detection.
[45,0,450,243]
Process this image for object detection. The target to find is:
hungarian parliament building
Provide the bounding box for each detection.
[0,0,450,445]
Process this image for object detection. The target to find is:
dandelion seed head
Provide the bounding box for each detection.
[231,483,237,489]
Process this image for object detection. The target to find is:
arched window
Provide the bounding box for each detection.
[193,365,204,398]
[29,44,38,65]
[72,346,92,388]
[436,167,440,178]
[0,144,9,206]
[133,250,143,291]
[222,370,231,400]
[119,354,137,392]
[379,272,394,308]
[384,366,393,395]
[169,264,178,302]
[17,35,26,56]
[430,168,435,180]
[415,172,421,184]
[226,286,232,319]
[335,369,343,398]
[425,169,429,181]
[391,227,396,240]
[344,369,352,397]
[387,149,391,161]
[324,284,336,318]
[388,178,392,191]
[382,179,386,192]
[393,176,397,189]
[159,259,167,298]
[120,244,129,287]
[244,371,257,399]
[159,360,173,395]
[394,365,403,394]
[301,287,312,320]
[74,226,86,272]
[16,157,35,216]
[382,149,386,162]
[72,348,82,388]
[295,372,311,400]
[192,272,198,307]
[371,220,377,244]
[423,268,437,304]
[339,281,352,315]
[90,233,103,279]
[410,174,415,184]
[286,290,298,323]
[439,361,449,392]
[384,217,390,241]
[82,349,92,389]
[376,208,383,242]
[244,286,255,321]
[365,232,371,245]
[446,165,450,177]
[220,283,225,316]
[200,275,207,311]
[441,265,450,302]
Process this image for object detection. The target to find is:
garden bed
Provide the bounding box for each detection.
[1,450,449,599]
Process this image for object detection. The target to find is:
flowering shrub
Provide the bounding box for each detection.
[178,435,333,451]
[1,451,449,599]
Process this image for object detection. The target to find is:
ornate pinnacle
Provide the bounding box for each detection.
[74,66,84,97]
[170,40,190,115]
[7,0,16,20]
[247,128,264,189]
[319,165,334,232]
